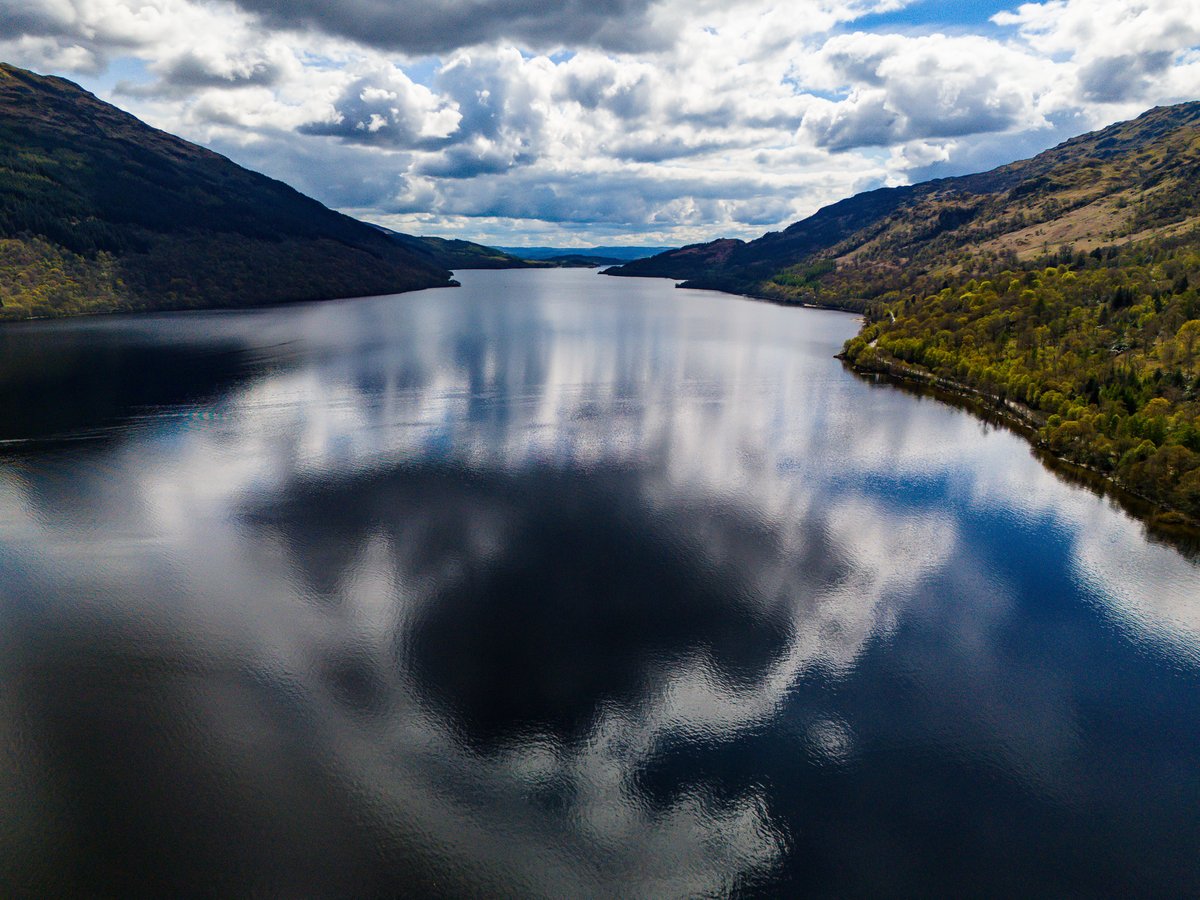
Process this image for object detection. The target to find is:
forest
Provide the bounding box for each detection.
[841,235,1200,523]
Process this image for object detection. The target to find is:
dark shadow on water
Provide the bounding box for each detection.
[6,623,459,897]
[0,318,272,446]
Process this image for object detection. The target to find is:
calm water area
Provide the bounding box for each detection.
[1,268,1198,896]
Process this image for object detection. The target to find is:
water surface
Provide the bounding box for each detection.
[1,269,1198,896]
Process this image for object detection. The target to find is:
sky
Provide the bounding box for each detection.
[3,1,1200,247]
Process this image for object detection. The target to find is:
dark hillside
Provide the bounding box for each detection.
[0,63,453,319]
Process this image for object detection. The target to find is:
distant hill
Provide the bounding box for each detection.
[535,254,625,267]
[0,63,455,320]
[367,231,624,269]
[497,246,673,262]
[366,227,542,270]
[613,102,1200,526]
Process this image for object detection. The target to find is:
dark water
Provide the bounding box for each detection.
[1,269,1198,897]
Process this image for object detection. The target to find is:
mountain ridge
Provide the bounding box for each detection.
[496,246,674,261]
[607,101,1200,310]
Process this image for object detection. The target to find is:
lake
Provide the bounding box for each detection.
[1,268,1198,896]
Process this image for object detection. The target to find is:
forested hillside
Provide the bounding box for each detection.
[375,229,541,269]
[0,63,454,320]
[842,239,1200,523]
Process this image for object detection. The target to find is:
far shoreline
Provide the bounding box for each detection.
[618,269,1200,557]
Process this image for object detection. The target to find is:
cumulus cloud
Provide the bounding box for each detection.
[995,0,1200,108]
[0,0,93,40]
[798,32,1056,150]
[555,53,660,119]
[221,0,915,56]
[994,0,1200,59]
[154,46,292,90]
[0,35,107,74]
[0,0,221,55]
[1077,51,1174,103]
[301,66,461,149]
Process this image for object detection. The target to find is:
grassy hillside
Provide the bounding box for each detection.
[0,63,454,320]
[611,102,1200,524]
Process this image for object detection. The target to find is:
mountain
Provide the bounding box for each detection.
[375,234,624,269]
[614,102,1200,527]
[607,102,1200,311]
[0,63,455,320]
[366,229,628,269]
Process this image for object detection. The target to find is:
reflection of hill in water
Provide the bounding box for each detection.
[0,312,285,445]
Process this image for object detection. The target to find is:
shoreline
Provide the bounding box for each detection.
[841,350,1200,556]
[611,273,1200,550]
[650,268,1200,554]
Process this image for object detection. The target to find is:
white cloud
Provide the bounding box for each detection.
[0,34,106,73]
[302,65,461,148]
[995,0,1200,59]
[995,0,1200,108]
[798,32,1059,149]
